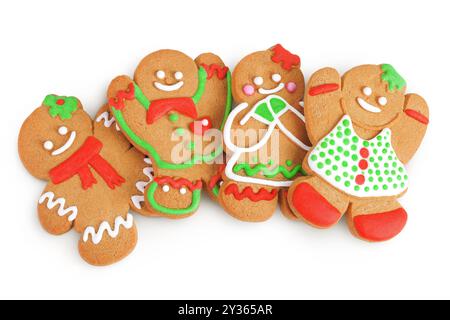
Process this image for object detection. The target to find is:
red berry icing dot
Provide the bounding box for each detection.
[355,175,365,185]
[359,160,369,170]
[56,99,65,106]
[360,148,369,158]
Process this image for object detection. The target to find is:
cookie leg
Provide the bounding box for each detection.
[218,180,278,222]
[279,190,300,221]
[78,213,137,266]
[145,176,202,219]
[287,176,349,228]
[38,191,76,235]
[347,198,407,242]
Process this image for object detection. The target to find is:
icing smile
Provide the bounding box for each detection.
[52,131,77,156]
[154,81,184,92]
[357,97,382,113]
[258,83,285,95]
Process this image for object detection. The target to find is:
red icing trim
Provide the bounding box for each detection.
[201,64,229,80]
[109,83,135,110]
[49,136,125,190]
[353,208,408,242]
[208,164,225,189]
[309,83,340,96]
[189,116,213,136]
[225,183,277,202]
[147,98,197,124]
[291,182,341,228]
[405,109,429,125]
[271,44,301,70]
[154,176,203,191]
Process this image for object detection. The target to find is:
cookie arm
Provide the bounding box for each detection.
[390,93,429,164]
[304,67,344,145]
[194,53,232,130]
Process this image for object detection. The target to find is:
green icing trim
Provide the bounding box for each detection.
[112,107,223,170]
[212,185,220,197]
[146,182,201,215]
[381,64,406,92]
[219,71,233,131]
[134,84,150,110]
[233,162,307,179]
[111,65,224,170]
[43,95,78,120]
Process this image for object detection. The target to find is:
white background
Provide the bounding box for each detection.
[1,0,449,300]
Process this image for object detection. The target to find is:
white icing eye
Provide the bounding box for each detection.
[202,119,209,126]
[378,97,388,106]
[58,126,68,135]
[180,188,187,195]
[162,185,170,193]
[174,71,183,80]
[43,141,54,151]
[253,76,264,86]
[363,87,373,96]
[156,70,166,80]
[272,74,282,83]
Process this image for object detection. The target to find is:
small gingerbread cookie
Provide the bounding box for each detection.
[19,96,144,266]
[107,49,231,218]
[220,44,311,222]
[287,64,429,241]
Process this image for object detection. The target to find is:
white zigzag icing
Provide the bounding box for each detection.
[131,157,154,210]
[38,192,78,222]
[82,214,134,245]
[96,112,120,131]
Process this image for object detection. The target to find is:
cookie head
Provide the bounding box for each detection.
[18,95,92,179]
[232,44,305,106]
[342,64,406,128]
[134,49,199,100]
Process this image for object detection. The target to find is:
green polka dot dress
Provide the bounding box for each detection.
[308,115,408,197]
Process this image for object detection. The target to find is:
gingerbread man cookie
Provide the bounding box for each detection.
[19,96,143,266]
[287,64,429,241]
[220,45,311,222]
[107,49,231,218]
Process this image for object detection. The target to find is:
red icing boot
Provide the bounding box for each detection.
[352,208,408,242]
[291,183,342,228]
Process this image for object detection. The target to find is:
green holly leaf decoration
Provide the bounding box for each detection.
[42,95,79,120]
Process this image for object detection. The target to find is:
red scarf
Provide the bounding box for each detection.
[49,136,125,190]
[147,97,198,124]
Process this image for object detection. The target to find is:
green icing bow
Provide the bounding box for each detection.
[43,95,79,120]
[381,64,407,92]
[255,97,287,122]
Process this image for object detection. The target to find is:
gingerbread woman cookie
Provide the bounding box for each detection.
[107,49,231,218]
[287,64,429,241]
[19,96,143,266]
[220,45,311,222]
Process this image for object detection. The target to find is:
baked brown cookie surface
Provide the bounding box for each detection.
[108,49,231,218]
[287,64,429,241]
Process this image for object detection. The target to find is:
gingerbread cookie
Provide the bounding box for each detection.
[287,64,429,241]
[19,96,144,266]
[220,44,311,222]
[107,49,231,218]
[94,106,158,217]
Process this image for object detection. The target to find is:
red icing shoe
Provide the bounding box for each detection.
[291,183,342,228]
[352,208,408,242]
